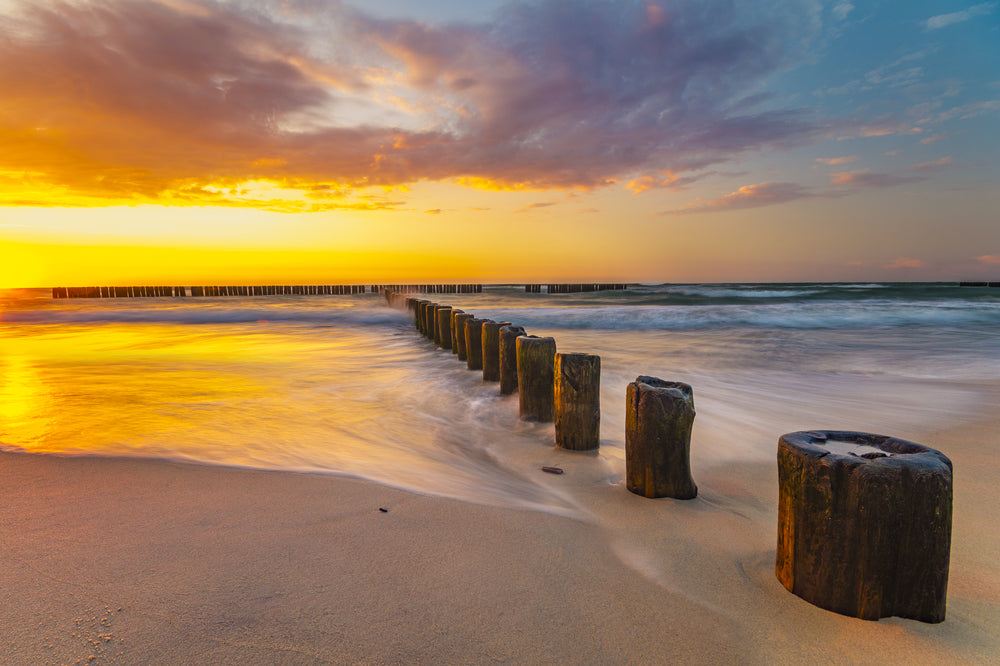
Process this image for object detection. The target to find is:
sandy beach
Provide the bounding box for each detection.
[3,415,998,665]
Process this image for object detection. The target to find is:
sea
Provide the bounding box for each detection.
[3,283,998,514]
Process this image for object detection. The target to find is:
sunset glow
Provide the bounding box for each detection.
[1,0,998,287]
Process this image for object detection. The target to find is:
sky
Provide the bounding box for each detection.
[0,0,998,287]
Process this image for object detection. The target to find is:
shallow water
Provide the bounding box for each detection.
[2,283,998,513]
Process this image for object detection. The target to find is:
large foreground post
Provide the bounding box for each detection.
[516,336,556,421]
[499,325,526,395]
[776,430,952,623]
[625,376,697,499]
[554,353,600,451]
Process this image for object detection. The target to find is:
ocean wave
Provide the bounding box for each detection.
[474,301,1000,331]
[663,286,824,299]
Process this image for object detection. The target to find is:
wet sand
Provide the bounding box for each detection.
[2,418,998,664]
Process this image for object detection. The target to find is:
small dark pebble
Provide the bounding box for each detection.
[804,431,828,442]
[378,507,389,513]
[541,466,564,475]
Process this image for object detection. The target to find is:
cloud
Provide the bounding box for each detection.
[514,202,557,214]
[626,171,713,194]
[977,255,1000,264]
[0,0,827,208]
[831,171,925,188]
[885,257,924,269]
[924,3,996,30]
[832,2,854,21]
[815,156,858,165]
[657,181,819,215]
[928,100,1000,123]
[920,134,947,145]
[912,156,952,172]
[424,208,443,214]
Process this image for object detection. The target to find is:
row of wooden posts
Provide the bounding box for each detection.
[51,285,482,299]
[51,283,636,299]
[524,283,629,293]
[385,290,952,624]
[384,290,698,499]
[958,281,1000,287]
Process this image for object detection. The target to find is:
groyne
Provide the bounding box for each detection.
[52,284,484,298]
[51,283,638,298]
[525,283,628,293]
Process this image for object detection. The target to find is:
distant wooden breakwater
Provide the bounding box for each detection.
[959,281,1000,287]
[51,283,633,298]
[384,288,954,624]
[525,283,628,293]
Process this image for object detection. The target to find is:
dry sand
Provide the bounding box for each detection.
[2,418,998,665]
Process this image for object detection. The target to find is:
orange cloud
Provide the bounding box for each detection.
[626,171,711,194]
[658,182,820,215]
[976,255,1000,264]
[514,202,557,214]
[815,156,858,165]
[885,257,924,269]
[831,171,924,188]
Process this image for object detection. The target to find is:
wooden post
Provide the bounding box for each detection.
[516,336,556,421]
[464,317,486,371]
[415,300,429,334]
[625,376,697,499]
[499,325,526,395]
[481,320,510,382]
[449,310,464,355]
[428,304,441,342]
[415,301,425,334]
[436,306,453,350]
[425,302,435,337]
[554,353,601,451]
[776,430,952,623]
[454,313,473,362]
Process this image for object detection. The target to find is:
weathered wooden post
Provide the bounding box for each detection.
[436,306,453,350]
[499,325,526,395]
[428,304,441,342]
[554,353,601,451]
[465,317,486,371]
[416,300,428,334]
[776,430,952,623]
[454,313,473,362]
[481,320,510,382]
[449,310,464,355]
[625,376,697,499]
[516,336,556,421]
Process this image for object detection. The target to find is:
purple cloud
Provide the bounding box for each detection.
[0,0,828,206]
